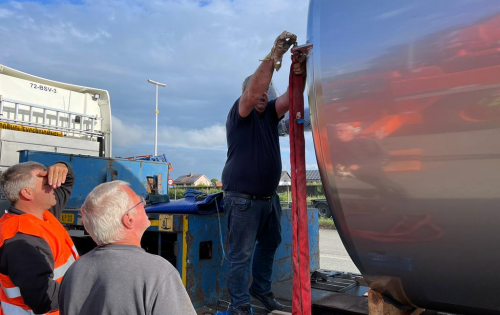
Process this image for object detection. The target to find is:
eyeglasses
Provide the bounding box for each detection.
[125,196,146,213]
[79,196,146,218]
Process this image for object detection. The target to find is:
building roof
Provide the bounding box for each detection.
[279,170,321,183]
[279,171,291,186]
[174,173,206,184]
[280,171,291,181]
[306,170,321,181]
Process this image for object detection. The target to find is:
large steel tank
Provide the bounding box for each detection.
[306,1,500,314]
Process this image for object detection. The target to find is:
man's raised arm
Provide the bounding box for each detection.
[239,31,297,118]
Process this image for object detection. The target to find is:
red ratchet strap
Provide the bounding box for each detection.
[289,44,312,315]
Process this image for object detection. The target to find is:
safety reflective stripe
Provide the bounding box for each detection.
[2,286,21,299]
[71,245,79,257]
[0,301,38,315]
[53,255,76,280]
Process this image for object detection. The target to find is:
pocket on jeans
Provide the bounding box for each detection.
[232,197,251,212]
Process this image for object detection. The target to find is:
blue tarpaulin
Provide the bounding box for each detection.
[146,189,224,214]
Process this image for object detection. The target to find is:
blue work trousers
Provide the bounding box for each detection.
[224,194,282,309]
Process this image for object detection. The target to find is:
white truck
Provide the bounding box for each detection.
[0,64,112,171]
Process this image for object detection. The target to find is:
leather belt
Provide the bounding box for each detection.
[224,191,273,201]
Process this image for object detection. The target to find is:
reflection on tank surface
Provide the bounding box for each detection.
[332,123,409,199]
[307,1,500,314]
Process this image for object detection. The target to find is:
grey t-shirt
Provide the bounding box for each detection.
[59,244,196,315]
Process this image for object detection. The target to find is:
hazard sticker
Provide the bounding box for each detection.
[60,213,75,224]
[158,214,173,232]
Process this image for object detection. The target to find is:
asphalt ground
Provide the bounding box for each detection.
[319,228,360,274]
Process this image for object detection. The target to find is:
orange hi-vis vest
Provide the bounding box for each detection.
[0,210,79,315]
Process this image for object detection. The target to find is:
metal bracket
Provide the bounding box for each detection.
[291,43,314,55]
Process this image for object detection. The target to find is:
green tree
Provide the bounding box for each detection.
[168,187,185,200]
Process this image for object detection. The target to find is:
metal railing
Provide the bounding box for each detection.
[0,95,104,137]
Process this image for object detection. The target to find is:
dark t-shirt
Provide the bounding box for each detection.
[221,98,282,197]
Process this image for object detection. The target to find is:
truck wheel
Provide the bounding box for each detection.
[317,203,332,218]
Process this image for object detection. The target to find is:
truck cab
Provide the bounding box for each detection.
[0,64,112,172]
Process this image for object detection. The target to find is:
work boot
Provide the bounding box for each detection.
[230,304,253,315]
[249,287,284,312]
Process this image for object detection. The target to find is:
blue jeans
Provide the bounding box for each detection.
[224,194,282,309]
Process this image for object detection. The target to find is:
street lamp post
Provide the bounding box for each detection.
[147,79,166,156]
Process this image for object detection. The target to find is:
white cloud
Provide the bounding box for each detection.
[0,8,13,17]
[375,7,413,20]
[164,124,226,149]
[112,116,147,147]
[112,116,226,149]
[10,2,23,10]
[67,25,111,42]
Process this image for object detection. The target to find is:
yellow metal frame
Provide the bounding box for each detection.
[182,215,188,287]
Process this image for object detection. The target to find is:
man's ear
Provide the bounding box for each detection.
[19,188,34,201]
[122,212,134,229]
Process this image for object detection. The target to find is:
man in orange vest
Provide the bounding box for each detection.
[0,161,78,315]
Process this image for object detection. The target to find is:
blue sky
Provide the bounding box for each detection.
[0,0,314,180]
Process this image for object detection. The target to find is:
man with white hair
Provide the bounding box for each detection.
[0,161,77,315]
[59,180,196,315]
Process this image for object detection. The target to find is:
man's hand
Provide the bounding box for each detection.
[39,163,68,189]
[262,31,297,71]
[293,54,307,76]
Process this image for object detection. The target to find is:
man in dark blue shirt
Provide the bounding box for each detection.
[221,30,305,315]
